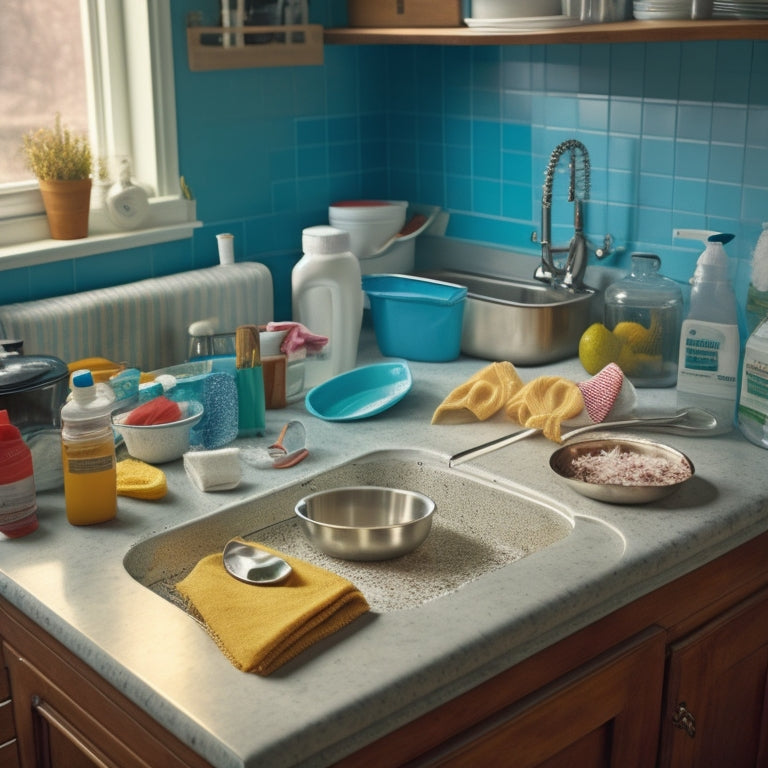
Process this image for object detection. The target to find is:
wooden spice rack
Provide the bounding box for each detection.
[186,25,324,71]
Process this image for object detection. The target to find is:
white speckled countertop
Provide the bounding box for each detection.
[2,256,768,767]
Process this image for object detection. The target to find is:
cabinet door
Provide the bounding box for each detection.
[412,628,666,768]
[659,586,768,768]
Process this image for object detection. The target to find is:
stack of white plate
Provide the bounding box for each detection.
[713,0,768,18]
[633,0,692,18]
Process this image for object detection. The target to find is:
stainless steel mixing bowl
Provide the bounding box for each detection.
[294,486,435,560]
[549,434,694,505]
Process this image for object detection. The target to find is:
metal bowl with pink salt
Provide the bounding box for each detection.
[549,434,695,505]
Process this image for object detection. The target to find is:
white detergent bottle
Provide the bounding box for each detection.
[738,316,768,448]
[292,225,363,387]
[673,229,741,434]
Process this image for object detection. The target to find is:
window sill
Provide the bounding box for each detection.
[0,197,201,271]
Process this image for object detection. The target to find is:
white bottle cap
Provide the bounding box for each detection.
[302,225,350,255]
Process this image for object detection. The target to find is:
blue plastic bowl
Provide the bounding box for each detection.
[362,274,467,362]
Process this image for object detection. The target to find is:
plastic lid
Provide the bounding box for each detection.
[63,369,116,418]
[302,225,351,255]
[0,353,69,395]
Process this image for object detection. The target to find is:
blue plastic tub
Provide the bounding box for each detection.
[362,274,467,362]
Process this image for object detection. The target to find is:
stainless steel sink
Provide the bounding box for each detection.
[419,269,596,365]
[124,450,574,613]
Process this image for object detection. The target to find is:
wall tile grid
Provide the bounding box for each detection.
[6,0,768,328]
[383,40,768,297]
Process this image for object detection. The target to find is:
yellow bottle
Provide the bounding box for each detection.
[61,370,117,525]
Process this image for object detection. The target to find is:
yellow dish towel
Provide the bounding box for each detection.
[175,541,370,675]
[116,459,167,500]
[432,362,523,424]
[504,376,584,441]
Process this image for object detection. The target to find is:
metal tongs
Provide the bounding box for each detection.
[448,408,719,467]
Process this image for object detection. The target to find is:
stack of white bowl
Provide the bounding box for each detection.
[633,0,692,18]
[328,200,412,275]
[470,0,561,18]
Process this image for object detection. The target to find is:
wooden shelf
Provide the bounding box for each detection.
[187,25,323,70]
[324,19,768,46]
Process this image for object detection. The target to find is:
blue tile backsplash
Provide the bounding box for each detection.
[5,0,768,329]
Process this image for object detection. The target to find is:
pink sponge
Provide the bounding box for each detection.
[577,363,628,423]
[124,396,182,426]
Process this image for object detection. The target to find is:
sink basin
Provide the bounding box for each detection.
[124,450,573,613]
[419,269,596,365]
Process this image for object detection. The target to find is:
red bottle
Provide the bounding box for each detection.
[0,409,39,538]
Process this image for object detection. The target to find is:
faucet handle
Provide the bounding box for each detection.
[592,234,624,260]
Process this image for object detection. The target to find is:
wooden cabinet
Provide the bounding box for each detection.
[409,628,666,768]
[659,585,768,767]
[337,530,768,767]
[0,599,211,768]
[3,531,768,767]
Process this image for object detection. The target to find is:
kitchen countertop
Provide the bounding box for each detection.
[2,329,768,768]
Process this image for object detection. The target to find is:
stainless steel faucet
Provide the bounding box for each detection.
[534,139,591,291]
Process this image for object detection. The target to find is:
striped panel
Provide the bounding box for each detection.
[0,263,274,371]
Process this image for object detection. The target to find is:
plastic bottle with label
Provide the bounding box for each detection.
[0,410,39,538]
[292,225,363,387]
[673,230,741,434]
[738,316,768,448]
[60,370,117,526]
[603,253,683,387]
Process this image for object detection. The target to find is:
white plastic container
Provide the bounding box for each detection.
[738,316,768,449]
[292,226,364,388]
[674,230,741,433]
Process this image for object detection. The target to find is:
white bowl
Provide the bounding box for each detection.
[471,0,561,18]
[113,400,204,464]
[329,200,407,260]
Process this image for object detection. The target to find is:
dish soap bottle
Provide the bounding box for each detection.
[60,370,117,526]
[738,316,768,448]
[746,222,768,334]
[603,253,683,388]
[0,410,39,538]
[292,226,363,388]
[673,230,740,434]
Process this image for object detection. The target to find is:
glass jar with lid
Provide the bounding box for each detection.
[604,253,683,387]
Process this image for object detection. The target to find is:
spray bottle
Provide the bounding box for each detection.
[673,229,740,433]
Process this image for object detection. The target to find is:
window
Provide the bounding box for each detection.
[0,0,197,265]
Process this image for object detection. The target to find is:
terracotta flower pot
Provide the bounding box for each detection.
[38,178,92,240]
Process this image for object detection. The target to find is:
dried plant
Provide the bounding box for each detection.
[21,113,92,181]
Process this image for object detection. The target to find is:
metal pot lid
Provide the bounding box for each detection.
[0,353,69,395]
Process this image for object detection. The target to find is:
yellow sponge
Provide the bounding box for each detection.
[432,362,523,424]
[116,459,167,500]
[504,376,584,441]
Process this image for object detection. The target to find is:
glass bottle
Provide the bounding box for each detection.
[604,253,683,387]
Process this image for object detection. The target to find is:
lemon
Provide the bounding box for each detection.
[578,323,629,375]
[613,316,663,355]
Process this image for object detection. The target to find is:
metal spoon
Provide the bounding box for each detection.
[222,539,293,585]
[448,408,719,467]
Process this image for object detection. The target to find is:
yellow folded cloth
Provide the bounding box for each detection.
[175,542,370,675]
[116,459,167,500]
[432,362,523,424]
[504,376,584,441]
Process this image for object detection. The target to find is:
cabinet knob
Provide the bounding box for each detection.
[672,702,696,737]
